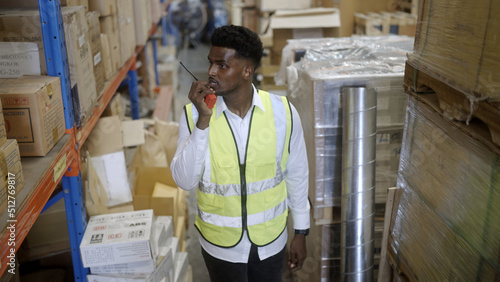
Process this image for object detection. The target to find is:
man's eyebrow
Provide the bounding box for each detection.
[207,56,227,63]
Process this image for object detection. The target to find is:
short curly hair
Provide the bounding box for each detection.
[211,25,263,68]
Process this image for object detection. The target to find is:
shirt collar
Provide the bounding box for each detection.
[215,84,265,119]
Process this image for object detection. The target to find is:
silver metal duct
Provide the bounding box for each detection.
[340,87,376,281]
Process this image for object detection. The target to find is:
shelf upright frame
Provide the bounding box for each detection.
[127,58,141,119]
[38,0,74,130]
[38,0,89,280]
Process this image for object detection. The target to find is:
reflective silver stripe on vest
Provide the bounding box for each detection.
[199,166,285,197]
[197,197,288,228]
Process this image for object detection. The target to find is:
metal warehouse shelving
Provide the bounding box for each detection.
[0,0,168,280]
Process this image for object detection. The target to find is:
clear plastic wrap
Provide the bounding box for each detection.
[279,36,414,216]
[390,95,500,280]
[407,0,500,102]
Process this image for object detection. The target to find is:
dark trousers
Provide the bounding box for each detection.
[201,244,286,282]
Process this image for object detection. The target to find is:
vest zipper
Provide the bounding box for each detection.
[240,164,247,232]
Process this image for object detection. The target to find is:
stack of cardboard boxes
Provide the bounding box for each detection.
[386,0,500,279]
[354,11,417,36]
[0,6,99,126]
[81,210,189,282]
[0,98,24,232]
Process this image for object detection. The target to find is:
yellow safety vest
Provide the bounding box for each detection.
[184,90,293,247]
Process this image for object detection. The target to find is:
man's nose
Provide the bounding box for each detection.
[208,65,216,77]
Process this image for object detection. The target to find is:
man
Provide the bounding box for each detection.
[171,25,310,282]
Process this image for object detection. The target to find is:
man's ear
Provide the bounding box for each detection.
[243,65,254,80]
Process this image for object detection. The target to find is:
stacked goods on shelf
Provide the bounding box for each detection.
[137,42,157,97]
[0,97,24,231]
[0,75,66,156]
[86,11,106,97]
[61,6,98,126]
[133,0,153,46]
[385,0,500,279]
[62,0,90,9]
[80,210,189,282]
[256,8,340,92]
[388,94,500,280]
[94,0,122,75]
[0,6,98,126]
[275,36,413,280]
[0,42,41,78]
[354,11,417,36]
[116,0,136,66]
[397,0,419,15]
[100,33,115,81]
[21,198,70,260]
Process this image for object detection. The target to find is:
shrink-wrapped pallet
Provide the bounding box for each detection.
[276,36,414,222]
[389,94,500,280]
[408,0,500,102]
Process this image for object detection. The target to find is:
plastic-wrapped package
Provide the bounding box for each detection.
[407,0,500,102]
[278,36,414,221]
[390,94,500,280]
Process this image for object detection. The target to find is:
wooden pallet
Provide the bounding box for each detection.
[404,62,500,147]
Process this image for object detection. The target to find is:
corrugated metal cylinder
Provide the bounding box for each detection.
[340,87,376,281]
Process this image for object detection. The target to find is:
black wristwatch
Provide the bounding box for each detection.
[294,229,309,236]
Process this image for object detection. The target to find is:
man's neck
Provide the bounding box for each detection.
[224,85,254,119]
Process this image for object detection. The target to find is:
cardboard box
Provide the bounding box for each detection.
[150,0,162,25]
[0,75,65,156]
[89,0,117,16]
[62,0,89,10]
[389,94,500,280]
[133,167,179,220]
[100,33,115,80]
[80,210,155,268]
[0,42,41,78]
[62,6,98,126]
[0,99,7,147]
[174,252,188,282]
[117,0,137,66]
[90,258,156,277]
[83,150,135,216]
[0,139,24,216]
[158,61,179,90]
[86,247,174,282]
[24,198,70,250]
[259,0,311,11]
[86,11,106,97]
[0,10,48,75]
[86,115,123,157]
[137,42,157,97]
[133,0,153,46]
[175,215,186,252]
[269,8,341,64]
[409,0,500,101]
[100,15,121,74]
[102,93,124,118]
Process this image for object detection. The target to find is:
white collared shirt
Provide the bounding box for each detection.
[171,85,310,262]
